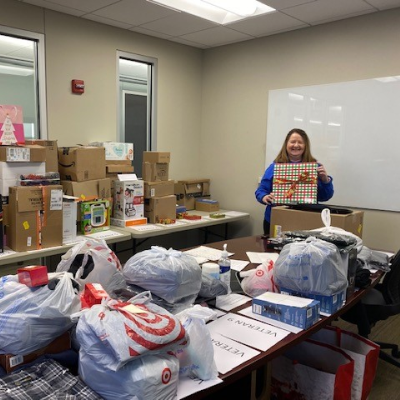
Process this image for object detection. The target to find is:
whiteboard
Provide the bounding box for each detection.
[266,76,400,212]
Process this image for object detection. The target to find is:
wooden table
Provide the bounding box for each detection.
[184,235,382,400]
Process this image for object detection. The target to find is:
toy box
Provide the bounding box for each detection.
[113,179,144,220]
[17,265,48,287]
[80,199,111,235]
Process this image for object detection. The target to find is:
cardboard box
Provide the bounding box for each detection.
[61,178,111,201]
[279,287,346,314]
[143,151,170,164]
[144,180,175,199]
[63,196,78,244]
[142,162,169,182]
[58,146,106,181]
[106,164,134,174]
[252,292,320,329]
[195,198,219,212]
[17,265,48,287]
[89,141,134,161]
[25,139,58,172]
[144,195,176,223]
[8,185,63,252]
[175,179,210,210]
[111,217,147,228]
[80,199,111,235]
[0,145,46,162]
[270,206,364,238]
[0,331,71,373]
[113,179,144,220]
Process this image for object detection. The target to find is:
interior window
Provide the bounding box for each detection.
[118,52,157,178]
[0,26,46,139]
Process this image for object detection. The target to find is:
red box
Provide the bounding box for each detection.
[82,283,109,308]
[17,265,48,287]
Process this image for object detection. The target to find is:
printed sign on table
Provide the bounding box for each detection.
[0,105,25,145]
[273,162,318,204]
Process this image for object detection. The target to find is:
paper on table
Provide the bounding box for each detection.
[246,252,280,264]
[209,332,261,374]
[184,246,234,261]
[177,375,222,399]
[130,225,164,232]
[215,293,251,311]
[239,305,303,334]
[207,313,290,352]
[86,230,124,239]
[230,259,249,272]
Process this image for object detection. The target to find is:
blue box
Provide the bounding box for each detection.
[252,292,320,329]
[279,287,346,314]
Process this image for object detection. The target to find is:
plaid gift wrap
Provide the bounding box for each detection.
[273,163,318,204]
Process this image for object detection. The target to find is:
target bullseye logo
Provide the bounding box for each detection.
[161,367,172,384]
[256,270,264,277]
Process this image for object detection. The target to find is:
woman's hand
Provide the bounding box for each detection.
[262,193,275,205]
[317,163,331,183]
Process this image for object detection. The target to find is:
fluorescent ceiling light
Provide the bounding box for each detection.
[147,0,275,24]
[202,0,256,17]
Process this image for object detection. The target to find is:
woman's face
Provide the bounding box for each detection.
[286,132,305,161]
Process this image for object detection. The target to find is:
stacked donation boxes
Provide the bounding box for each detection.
[58,146,111,236]
[0,143,63,252]
[142,152,176,224]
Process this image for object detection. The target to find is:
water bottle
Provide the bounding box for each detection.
[218,243,231,293]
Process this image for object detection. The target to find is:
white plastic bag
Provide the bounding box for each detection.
[79,348,179,400]
[274,236,348,295]
[56,238,126,294]
[239,260,279,297]
[75,292,189,370]
[175,305,218,380]
[0,272,80,355]
[123,246,202,304]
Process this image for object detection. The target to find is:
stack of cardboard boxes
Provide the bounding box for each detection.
[0,142,63,252]
[58,146,111,236]
[142,152,176,223]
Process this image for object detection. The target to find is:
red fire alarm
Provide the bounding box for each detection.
[71,79,85,94]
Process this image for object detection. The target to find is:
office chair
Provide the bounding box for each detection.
[340,250,400,368]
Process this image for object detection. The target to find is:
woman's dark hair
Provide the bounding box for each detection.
[274,128,316,163]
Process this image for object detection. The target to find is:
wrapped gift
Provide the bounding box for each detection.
[273,162,318,204]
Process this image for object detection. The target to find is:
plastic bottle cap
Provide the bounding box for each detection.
[221,243,228,258]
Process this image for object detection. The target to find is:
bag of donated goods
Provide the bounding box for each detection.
[273,236,348,296]
[0,272,80,355]
[123,246,202,304]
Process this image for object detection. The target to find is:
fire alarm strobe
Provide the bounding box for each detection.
[71,79,85,94]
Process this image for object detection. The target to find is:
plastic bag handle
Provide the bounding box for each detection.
[321,208,331,228]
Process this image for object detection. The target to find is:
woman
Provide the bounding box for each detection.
[255,128,334,236]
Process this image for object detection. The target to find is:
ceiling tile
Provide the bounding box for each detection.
[21,0,86,16]
[83,14,134,29]
[180,26,253,47]
[92,0,176,26]
[228,10,309,37]
[43,0,120,13]
[139,12,217,37]
[259,0,318,11]
[168,36,210,49]
[366,0,400,10]
[282,0,376,24]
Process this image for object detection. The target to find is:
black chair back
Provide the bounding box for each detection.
[383,250,400,305]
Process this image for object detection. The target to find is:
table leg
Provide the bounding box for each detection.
[250,362,271,400]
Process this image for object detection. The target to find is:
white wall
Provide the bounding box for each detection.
[201,9,400,252]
